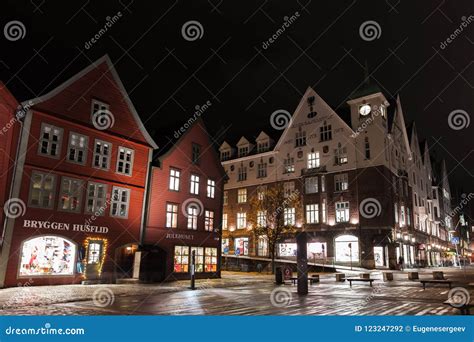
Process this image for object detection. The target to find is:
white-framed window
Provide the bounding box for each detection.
[93,139,112,170]
[222,213,228,230]
[320,121,332,141]
[38,123,63,158]
[87,242,102,264]
[257,186,266,201]
[335,143,348,165]
[334,173,349,192]
[110,187,130,219]
[238,166,247,181]
[190,174,200,194]
[284,208,296,225]
[205,210,214,231]
[257,210,266,227]
[85,182,108,215]
[400,205,406,227]
[335,201,349,223]
[58,177,83,213]
[283,156,295,173]
[237,212,247,229]
[257,141,269,153]
[295,130,307,147]
[187,206,198,230]
[284,181,295,198]
[257,162,267,178]
[306,204,319,224]
[307,151,320,169]
[91,99,109,117]
[223,191,228,205]
[207,179,216,198]
[238,188,247,203]
[238,146,249,157]
[169,168,180,191]
[116,147,134,176]
[407,207,411,226]
[166,203,178,228]
[322,199,327,223]
[257,235,268,257]
[28,171,56,209]
[67,132,88,165]
[305,176,318,194]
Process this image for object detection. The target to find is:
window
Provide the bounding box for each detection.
[400,205,406,227]
[28,171,56,208]
[235,237,249,255]
[187,206,198,230]
[169,169,180,191]
[335,235,359,263]
[191,247,204,272]
[222,213,228,230]
[67,132,88,164]
[116,147,134,176]
[334,173,348,192]
[190,174,200,194]
[257,141,269,153]
[335,143,348,165]
[284,208,296,225]
[307,151,320,169]
[166,203,178,228]
[207,179,215,198]
[284,182,295,198]
[364,137,371,159]
[320,121,332,141]
[257,210,266,227]
[238,166,247,181]
[295,130,307,147]
[321,175,326,192]
[257,162,267,178]
[223,191,228,205]
[257,236,268,257]
[322,199,327,223]
[221,150,231,161]
[205,210,214,231]
[238,188,247,203]
[238,146,249,157]
[91,100,109,117]
[283,156,295,173]
[394,203,399,223]
[174,246,189,273]
[257,186,266,201]
[237,212,247,229]
[205,247,217,272]
[407,207,411,226]
[110,187,130,218]
[87,242,102,264]
[58,177,83,213]
[305,176,318,194]
[192,144,201,164]
[306,204,319,224]
[85,182,107,215]
[93,139,111,170]
[19,236,76,276]
[39,123,63,157]
[335,202,349,223]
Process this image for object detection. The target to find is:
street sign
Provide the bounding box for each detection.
[451,237,459,245]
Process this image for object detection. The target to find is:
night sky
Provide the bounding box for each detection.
[1,0,473,193]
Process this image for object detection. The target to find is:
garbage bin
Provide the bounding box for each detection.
[275,267,283,284]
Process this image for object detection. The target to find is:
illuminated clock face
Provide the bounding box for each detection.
[359,104,371,116]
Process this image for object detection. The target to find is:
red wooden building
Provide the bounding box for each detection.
[0,55,157,287]
[142,119,225,281]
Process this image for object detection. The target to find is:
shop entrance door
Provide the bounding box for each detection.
[85,239,105,280]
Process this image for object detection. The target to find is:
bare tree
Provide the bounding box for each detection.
[247,183,302,273]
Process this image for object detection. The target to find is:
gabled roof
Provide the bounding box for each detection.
[236,136,251,146]
[219,141,232,151]
[23,55,158,149]
[255,131,270,141]
[390,95,412,160]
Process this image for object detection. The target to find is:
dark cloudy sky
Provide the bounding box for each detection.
[1,0,473,193]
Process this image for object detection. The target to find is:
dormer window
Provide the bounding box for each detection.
[257,141,269,153]
[221,150,231,161]
[238,146,249,157]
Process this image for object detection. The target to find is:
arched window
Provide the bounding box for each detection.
[335,235,359,263]
[19,236,77,276]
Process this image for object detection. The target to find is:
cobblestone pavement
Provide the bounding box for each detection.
[1,268,473,316]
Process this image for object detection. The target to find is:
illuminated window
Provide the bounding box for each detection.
[238,188,247,203]
[85,182,107,215]
[306,204,319,224]
[187,206,198,230]
[257,186,266,201]
[307,151,320,169]
[205,247,218,272]
[207,179,215,198]
[67,132,88,164]
[335,235,359,262]
[283,156,295,173]
[166,203,178,228]
[38,123,63,157]
[58,177,83,213]
[190,174,200,194]
[284,208,295,225]
[335,143,348,165]
[222,213,228,230]
[335,201,349,223]
[191,247,204,272]
[223,191,228,205]
[237,212,246,229]
[87,242,102,264]
[110,187,130,218]
[28,171,56,209]
[284,182,295,198]
[169,169,180,191]
[322,199,327,223]
[258,236,268,257]
[205,210,214,231]
[93,139,112,170]
[19,236,76,276]
[334,173,348,192]
[116,147,134,176]
[257,211,266,227]
[234,237,249,256]
[321,175,326,192]
[174,246,189,273]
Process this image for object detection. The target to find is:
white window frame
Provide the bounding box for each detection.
[284,207,296,226]
[237,188,247,203]
[222,213,228,230]
[335,201,349,223]
[85,181,108,215]
[334,173,349,192]
[28,171,57,209]
[237,212,247,229]
[257,162,267,178]
[205,210,215,231]
[207,179,216,198]
[187,206,198,230]
[190,174,200,195]
[306,204,319,224]
[93,139,112,170]
[67,132,88,165]
[284,182,295,198]
[307,151,320,169]
[38,123,63,158]
[116,146,134,176]
[257,210,266,227]
[110,186,130,219]
[305,176,318,194]
[169,168,180,191]
[58,177,83,213]
[166,203,178,228]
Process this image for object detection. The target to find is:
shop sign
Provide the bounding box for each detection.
[165,233,194,240]
[23,220,109,234]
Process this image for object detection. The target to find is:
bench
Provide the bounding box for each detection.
[420,279,452,290]
[433,271,445,280]
[360,273,371,279]
[443,300,474,315]
[383,272,394,281]
[347,278,374,287]
[335,273,346,282]
[289,275,320,285]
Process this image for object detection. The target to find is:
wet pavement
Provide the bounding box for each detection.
[1,268,473,316]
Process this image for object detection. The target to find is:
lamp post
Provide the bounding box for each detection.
[190,250,196,290]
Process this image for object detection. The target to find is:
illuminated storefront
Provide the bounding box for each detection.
[335,235,359,263]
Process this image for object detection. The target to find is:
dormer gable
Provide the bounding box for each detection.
[236,136,252,157]
[255,131,272,153]
[219,141,233,161]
